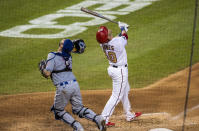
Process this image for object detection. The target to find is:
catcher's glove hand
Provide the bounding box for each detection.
[38,60,48,79]
[72,39,86,54]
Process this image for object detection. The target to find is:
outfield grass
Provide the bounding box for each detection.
[0,0,198,95]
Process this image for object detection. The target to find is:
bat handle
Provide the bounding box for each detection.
[112,20,119,24]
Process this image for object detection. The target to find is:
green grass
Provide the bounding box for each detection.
[0,0,198,95]
[0,0,81,30]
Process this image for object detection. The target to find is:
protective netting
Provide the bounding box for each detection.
[182,0,198,131]
[0,0,198,131]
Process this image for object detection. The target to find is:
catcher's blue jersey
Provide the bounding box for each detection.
[45,52,76,85]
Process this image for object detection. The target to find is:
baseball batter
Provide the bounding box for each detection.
[96,23,142,126]
[38,39,106,131]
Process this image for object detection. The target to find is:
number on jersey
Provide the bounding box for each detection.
[107,51,117,63]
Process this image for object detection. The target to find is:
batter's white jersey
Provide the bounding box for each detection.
[100,36,128,66]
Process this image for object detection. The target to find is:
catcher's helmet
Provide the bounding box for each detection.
[96,26,108,44]
[72,39,86,54]
[62,39,74,53]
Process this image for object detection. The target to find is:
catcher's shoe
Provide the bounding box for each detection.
[94,115,106,131]
[74,129,84,131]
[126,112,142,122]
[72,121,84,131]
[106,122,115,127]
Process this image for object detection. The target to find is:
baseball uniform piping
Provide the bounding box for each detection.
[105,68,124,122]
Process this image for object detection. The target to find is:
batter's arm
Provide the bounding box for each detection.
[120,30,128,40]
[118,22,128,40]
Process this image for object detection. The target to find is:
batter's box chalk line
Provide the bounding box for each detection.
[171,104,199,120]
[111,112,171,119]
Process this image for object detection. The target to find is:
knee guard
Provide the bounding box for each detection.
[50,105,64,120]
[50,105,84,130]
[72,106,89,118]
[72,106,98,121]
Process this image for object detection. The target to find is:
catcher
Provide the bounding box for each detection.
[39,39,106,131]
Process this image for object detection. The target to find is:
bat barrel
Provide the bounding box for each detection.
[81,7,118,24]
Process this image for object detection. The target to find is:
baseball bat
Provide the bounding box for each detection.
[80,7,118,24]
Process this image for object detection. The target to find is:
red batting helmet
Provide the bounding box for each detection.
[96,26,108,44]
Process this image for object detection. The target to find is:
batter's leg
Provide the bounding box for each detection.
[101,92,124,123]
[121,81,134,119]
[101,67,126,124]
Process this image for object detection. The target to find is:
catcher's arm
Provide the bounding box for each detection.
[43,69,51,77]
[38,60,51,79]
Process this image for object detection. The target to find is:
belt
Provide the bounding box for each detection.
[112,64,127,68]
[58,79,76,86]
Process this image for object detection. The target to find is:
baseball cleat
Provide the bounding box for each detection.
[95,115,106,131]
[100,119,107,131]
[135,112,142,117]
[74,129,84,131]
[126,112,142,122]
[106,122,115,127]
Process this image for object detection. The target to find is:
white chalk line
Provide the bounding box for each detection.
[171,104,199,120]
[142,112,171,117]
[110,106,199,126]
[111,112,171,119]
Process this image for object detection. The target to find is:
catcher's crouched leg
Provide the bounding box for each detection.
[50,105,84,130]
[72,106,96,120]
[72,106,106,131]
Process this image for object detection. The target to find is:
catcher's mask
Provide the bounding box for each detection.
[72,39,86,54]
[96,26,108,44]
[62,39,74,57]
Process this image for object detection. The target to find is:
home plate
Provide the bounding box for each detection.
[149,128,173,131]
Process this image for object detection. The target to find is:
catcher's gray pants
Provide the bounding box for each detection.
[54,80,83,113]
[51,80,99,130]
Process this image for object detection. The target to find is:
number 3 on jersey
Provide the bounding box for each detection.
[107,51,117,63]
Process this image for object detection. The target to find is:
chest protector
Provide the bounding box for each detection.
[50,52,72,73]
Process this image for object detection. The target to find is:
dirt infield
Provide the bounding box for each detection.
[0,64,199,131]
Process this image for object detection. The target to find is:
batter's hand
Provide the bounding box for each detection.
[118,21,129,32]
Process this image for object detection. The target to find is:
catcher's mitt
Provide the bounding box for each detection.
[38,60,48,79]
[72,39,86,54]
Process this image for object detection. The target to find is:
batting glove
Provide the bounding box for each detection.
[118,21,129,32]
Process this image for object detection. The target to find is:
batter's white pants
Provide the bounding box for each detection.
[101,66,134,123]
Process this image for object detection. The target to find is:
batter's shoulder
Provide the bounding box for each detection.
[110,37,120,43]
[111,37,124,43]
